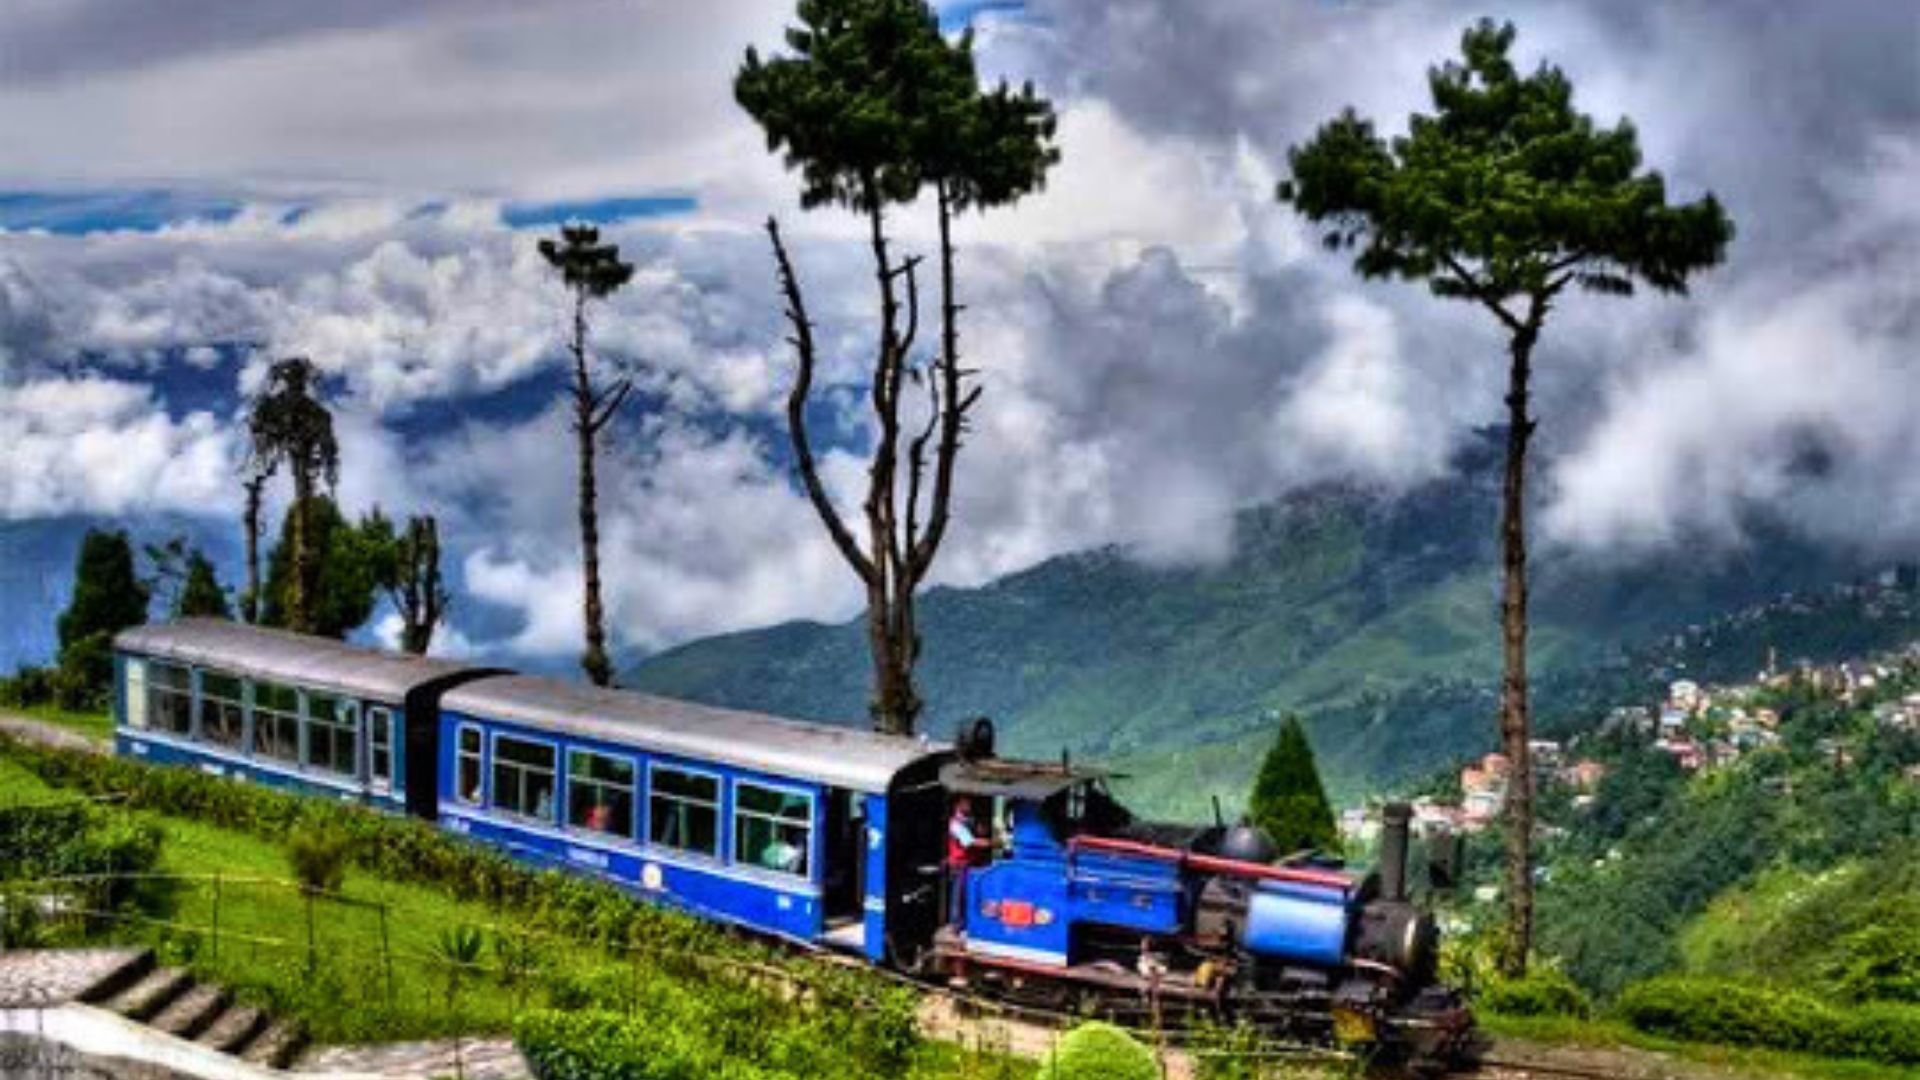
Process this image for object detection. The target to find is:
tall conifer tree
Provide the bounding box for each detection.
[1247,715,1340,856]
[1278,20,1732,973]
[736,0,1059,734]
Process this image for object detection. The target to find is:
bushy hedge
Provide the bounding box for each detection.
[0,800,163,888]
[0,734,749,956]
[0,734,897,1003]
[0,799,164,944]
[1034,1022,1158,1080]
[1618,976,1920,1064]
[1478,968,1591,1019]
[515,973,922,1080]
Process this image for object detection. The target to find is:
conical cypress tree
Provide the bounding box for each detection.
[1247,714,1340,855]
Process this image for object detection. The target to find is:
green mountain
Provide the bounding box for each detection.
[629,448,1901,816]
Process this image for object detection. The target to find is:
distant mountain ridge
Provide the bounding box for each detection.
[629,450,1900,814]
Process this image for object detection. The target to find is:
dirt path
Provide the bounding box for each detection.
[0,710,105,754]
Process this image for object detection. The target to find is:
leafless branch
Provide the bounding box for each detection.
[767,216,876,585]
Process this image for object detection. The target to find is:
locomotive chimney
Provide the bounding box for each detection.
[1380,802,1412,903]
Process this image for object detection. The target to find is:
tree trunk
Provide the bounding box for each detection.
[572,293,613,687]
[1498,319,1539,978]
[291,472,315,635]
[242,475,264,624]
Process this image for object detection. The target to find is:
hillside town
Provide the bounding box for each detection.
[1343,630,1920,849]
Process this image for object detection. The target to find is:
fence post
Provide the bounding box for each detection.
[211,873,221,961]
[379,902,394,1008]
[304,891,317,975]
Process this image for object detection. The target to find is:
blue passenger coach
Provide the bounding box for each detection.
[436,676,949,961]
[113,620,498,816]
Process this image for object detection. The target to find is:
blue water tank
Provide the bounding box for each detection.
[1240,880,1351,967]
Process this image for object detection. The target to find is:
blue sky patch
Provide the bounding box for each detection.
[501,194,699,229]
[0,190,244,235]
[939,0,1030,32]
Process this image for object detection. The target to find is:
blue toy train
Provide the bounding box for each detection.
[111,620,1474,1069]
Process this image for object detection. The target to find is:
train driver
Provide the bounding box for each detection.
[947,796,988,925]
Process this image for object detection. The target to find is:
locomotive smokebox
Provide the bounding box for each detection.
[1380,801,1412,902]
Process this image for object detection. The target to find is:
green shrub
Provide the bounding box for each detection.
[1825,922,1920,1004]
[285,823,353,894]
[1187,1019,1267,1080]
[1035,1022,1159,1080]
[1478,968,1591,1019]
[1618,976,1920,1065]
[0,666,56,708]
[517,988,920,1080]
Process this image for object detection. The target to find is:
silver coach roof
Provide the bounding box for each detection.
[115,619,485,702]
[442,674,946,794]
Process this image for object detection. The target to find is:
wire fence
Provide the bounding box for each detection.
[0,791,1366,1078]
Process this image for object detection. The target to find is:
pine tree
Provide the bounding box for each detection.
[1277,19,1731,974]
[144,538,230,620]
[55,529,151,705]
[365,511,449,655]
[177,551,231,619]
[538,225,635,688]
[737,0,1059,734]
[246,357,340,635]
[260,497,385,640]
[1247,715,1339,856]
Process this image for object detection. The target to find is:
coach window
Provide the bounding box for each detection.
[492,735,557,823]
[123,659,149,730]
[147,662,194,738]
[252,681,302,766]
[368,708,395,793]
[456,727,484,804]
[568,750,635,838]
[649,765,719,859]
[307,694,358,779]
[734,782,813,879]
[198,672,246,750]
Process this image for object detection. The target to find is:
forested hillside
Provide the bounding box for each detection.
[1522,659,1920,1007]
[633,444,1905,813]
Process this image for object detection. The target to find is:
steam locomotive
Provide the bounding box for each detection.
[935,732,1475,1069]
[111,620,1474,1071]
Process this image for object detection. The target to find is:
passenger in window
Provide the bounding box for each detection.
[585,802,611,832]
[763,835,802,874]
[534,787,554,821]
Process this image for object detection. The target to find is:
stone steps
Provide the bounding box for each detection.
[74,949,307,1071]
[240,1017,309,1070]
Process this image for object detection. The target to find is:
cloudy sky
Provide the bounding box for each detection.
[1,0,1915,664]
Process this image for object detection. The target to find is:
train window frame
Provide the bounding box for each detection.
[306,693,359,779]
[647,762,722,862]
[197,670,247,750]
[368,707,396,794]
[123,658,149,730]
[732,779,814,880]
[251,680,303,767]
[490,731,558,825]
[145,661,194,739]
[566,748,636,840]
[455,725,484,806]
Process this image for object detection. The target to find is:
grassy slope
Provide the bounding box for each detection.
[0,755,1011,1076]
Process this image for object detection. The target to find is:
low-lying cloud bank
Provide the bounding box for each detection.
[0,0,1912,660]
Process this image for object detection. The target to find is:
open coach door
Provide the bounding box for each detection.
[884,755,952,967]
[403,669,506,820]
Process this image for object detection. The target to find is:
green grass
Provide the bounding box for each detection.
[1484,1013,1920,1080]
[0,755,1021,1076]
[4,704,112,741]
